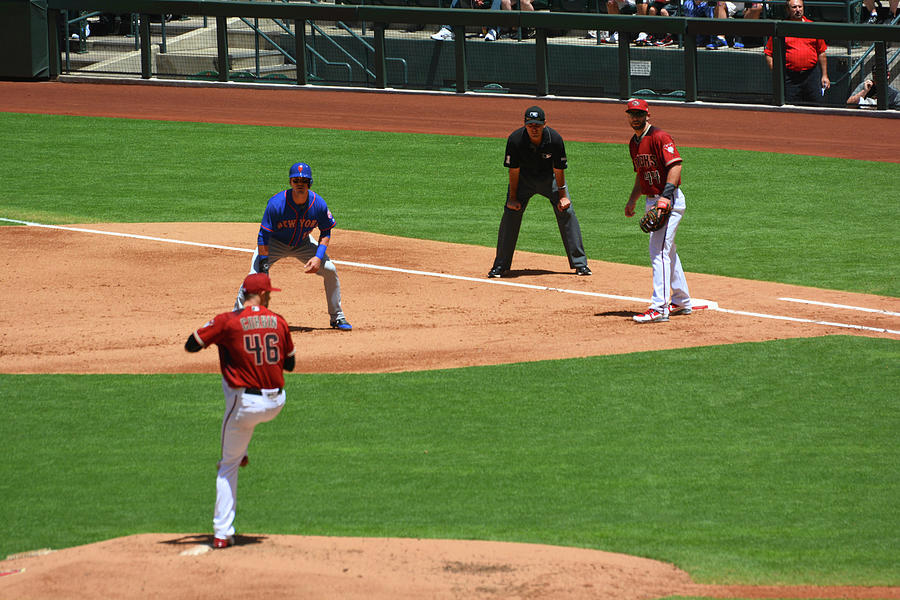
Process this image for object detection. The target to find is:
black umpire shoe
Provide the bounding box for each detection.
[488,266,508,278]
[575,266,592,276]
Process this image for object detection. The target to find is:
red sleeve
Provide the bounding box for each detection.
[654,130,682,168]
[194,311,232,347]
[764,36,772,56]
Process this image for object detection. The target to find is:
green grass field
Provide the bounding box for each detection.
[2,111,898,590]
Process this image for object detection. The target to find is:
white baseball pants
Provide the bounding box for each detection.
[214,380,285,540]
[645,189,691,315]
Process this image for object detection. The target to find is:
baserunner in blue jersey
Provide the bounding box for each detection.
[235,162,351,331]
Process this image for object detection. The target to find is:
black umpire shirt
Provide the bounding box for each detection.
[503,126,568,178]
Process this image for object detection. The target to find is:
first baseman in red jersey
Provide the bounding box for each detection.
[185,273,296,548]
[624,98,692,323]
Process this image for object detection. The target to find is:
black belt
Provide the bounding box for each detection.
[245,387,283,396]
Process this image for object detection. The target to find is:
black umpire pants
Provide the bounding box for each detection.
[492,171,588,272]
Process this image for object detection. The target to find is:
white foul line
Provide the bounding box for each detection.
[714,308,900,336]
[779,297,900,317]
[3,218,898,337]
[336,259,654,304]
[1,218,252,253]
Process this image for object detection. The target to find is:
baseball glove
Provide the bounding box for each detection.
[639,200,671,233]
[255,254,270,274]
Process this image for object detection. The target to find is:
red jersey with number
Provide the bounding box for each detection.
[630,125,682,196]
[764,17,826,72]
[193,305,295,389]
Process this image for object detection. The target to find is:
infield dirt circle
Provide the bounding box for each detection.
[0,81,898,600]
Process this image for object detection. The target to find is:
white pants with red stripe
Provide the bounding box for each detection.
[214,380,285,540]
[645,190,691,314]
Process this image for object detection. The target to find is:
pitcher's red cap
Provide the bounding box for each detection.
[625,98,649,112]
[242,273,281,295]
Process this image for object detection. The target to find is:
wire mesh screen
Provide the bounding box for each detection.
[58,11,144,75]
[548,31,620,98]
[53,1,896,108]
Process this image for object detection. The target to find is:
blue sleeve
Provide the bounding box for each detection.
[257,192,280,246]
[313,193,337,234]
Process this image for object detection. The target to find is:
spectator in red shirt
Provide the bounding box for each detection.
[764,0,830,105]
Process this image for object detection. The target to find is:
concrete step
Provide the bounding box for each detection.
[155,47,287,75]
[72,35,142,52]
[228,27,295,50]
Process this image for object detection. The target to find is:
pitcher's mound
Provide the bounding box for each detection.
[0,533,696,599]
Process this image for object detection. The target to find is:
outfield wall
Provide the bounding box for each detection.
[3,0,898,109]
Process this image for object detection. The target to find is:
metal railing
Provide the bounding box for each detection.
[46,0,900,109]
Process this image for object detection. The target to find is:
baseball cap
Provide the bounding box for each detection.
[524,105,546,124]
[625,98,649,113]
[242,273,281,295]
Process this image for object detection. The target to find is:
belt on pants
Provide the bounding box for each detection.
[244,387,283,396]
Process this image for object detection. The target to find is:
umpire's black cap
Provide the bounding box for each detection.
[524,106,545,124]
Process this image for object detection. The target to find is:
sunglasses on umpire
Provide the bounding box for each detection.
[290,177,311,184]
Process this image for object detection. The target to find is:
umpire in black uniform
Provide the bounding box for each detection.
[488,106,591,278]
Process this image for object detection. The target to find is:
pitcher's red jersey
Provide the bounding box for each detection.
[193,305,294,389]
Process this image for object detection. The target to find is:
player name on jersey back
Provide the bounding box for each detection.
[240,314,278,331]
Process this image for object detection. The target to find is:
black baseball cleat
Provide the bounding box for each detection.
[669,303,692,316]
[575,266,592,276]
[487,266,508,278]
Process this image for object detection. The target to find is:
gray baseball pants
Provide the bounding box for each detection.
[492,172,588,271]
[234,236,346,323]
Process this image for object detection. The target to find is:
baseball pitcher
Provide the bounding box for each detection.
[186,273,296,548]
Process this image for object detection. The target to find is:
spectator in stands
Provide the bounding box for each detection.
[502,0,535,10]
[704,2,762,49]
[846,71,900,108]
[588,0,648,44]
[499,0,537,40]
[432,0,504,42]
[862,0,899,23]
[764,0,830,104]
[681,0,715,46]
[646,0,681,45]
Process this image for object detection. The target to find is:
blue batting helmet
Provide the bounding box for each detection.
[288,162,313,186]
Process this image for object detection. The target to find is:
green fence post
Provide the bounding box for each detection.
[453,25,467,93]
[48,8,60,78]
[374,22,386,88]
[617,31,630,99]
[216,15,229,82]
[294,19,307,85]
[139,14,151,79]
[536,28,548,96]
[771,33,785,106]
[873,40,887,111]
[684,33,697,102]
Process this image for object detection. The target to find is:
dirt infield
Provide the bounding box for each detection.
[1,81,898,599]
[1,222,897,375]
